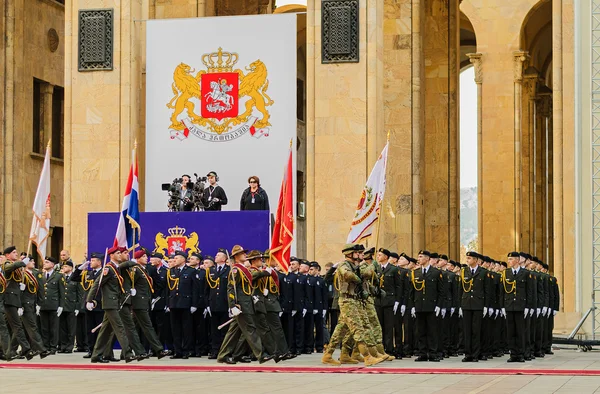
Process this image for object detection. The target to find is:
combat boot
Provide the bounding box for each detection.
[358,343,385,367]
[321,347,341,366]
[350,346,364,362]
[376,344,394,361]
[339,347,359,364]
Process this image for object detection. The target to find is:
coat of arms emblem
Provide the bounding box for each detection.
[153,226,201,256]
[166,48,273,142]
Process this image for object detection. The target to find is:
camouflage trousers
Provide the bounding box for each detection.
[364,299,383,344]
[327,297,372,351]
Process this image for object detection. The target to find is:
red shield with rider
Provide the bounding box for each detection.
[200,72,239,121]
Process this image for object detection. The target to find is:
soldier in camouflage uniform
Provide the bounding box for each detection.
[321,244,385,367]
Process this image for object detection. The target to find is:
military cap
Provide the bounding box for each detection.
[430,252,439,259]
[63,261,74,268]
[107,246,120,255]
[507,251,520,258]
[378,248,391,257]
[531,256,539,263]
[501,261,508,268]
[389,252,399,259]
[118,247,128,253]
[363,247,375,257]
[418,250,431,257]
[246,250,263,261]
[409,257,417,263]
[342,244,357,253]
[263,249,271,259]
[217,248,228,255]
[542,262,549,270]
[150,252,164,259]
[203,255,215,262]
[45,256,58,263]
[231,245,248,257]
[191,252,203,260]
[309,261,320,269]
[90,252,105,260]
[172,250,188,258]
[356,244,365,251]
[134,250,147,259]
[399,252,408,259]
[439,254,449,261]
[466,251,479,258]
[3,246,16,255]
[299,259,310,266]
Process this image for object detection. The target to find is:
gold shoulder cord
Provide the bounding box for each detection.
[167,269,179,291]
[460,268,474,293]
[0,274,6,294]
[501,270,516,294]
[333,271,341,291]
[228,269,252,296]
[205,269,220,289]
[128,269,135,289]
[24,272,38,294]
[81,271,93,291]
[411,270,425,294]
[4,263,23,283]
[268,276,279,294]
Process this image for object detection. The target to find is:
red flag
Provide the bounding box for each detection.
[270,145,294,273]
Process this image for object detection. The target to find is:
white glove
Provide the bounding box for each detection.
[459,307,463,318]
[494,310,499,319]
[332,263,338,268]
[542,306,548,316]
[17,308,23,317]
[483,307,488,317]
[36,305,41,315]
[230,306,242,316]
[19,283,26,291]
[547,308,552,317]
[322,310,326,318]
[212,198,220,203]
[393,302,399,315]
[302,308,307,317]
[22,257,30,264]
[57,307,63,317]
[279,312,283,317]
[207,306,212,317]
[411,307,416,318]
[190,306,197,314]
[401,305,406,316]
[75,310,79,317]
[313,309,318,315]
[130,288,137,296]
[536,308,540,317]
[530,308,534,317]
[265,267,273,274]
[488,308,494,317]
[441,308,446,318]
[86,302,94,311]
[203,308,208,318]
[165,307,170,313]
[151,299,157,311]
[524,308,529,318]
[435,306,440,316]
[501,308,506,317]
[78,261,90,271]
[553,310,557,316]
[292,310,297,317]
[450,307,455,316]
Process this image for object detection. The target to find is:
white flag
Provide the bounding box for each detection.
[29,144,51,259]
[347,142,389,243]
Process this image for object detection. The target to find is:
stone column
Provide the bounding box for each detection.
[2,0,15,245]
[42,83,54,154]
[412,0,425,254]
[523,70,538,253]
[513,50,527,251]
[538,91,552,262]
[467,53,482,252]
[197,0,206,17]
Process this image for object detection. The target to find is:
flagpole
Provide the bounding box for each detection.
[374,131,390,251]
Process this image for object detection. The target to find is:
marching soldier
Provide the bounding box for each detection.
[409,250,443,362]
[39,256,65,354]
[0,262,11,360]
[206,249,230,359]
[130,249,170,359]
[166,250,200,359]
[217,245,271,364]
[58,261,80,353]
[263,250,293,360]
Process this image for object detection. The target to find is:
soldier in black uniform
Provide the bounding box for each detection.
[40,256,65,354]
[147,252,171,352]
[501,251,534,362]
[409,250,443,362]
[448,260,461,357]
[206,249,230,359]
[166,250,199,359]
[402,256,417,357]
[375,248,402,356]
[392,252,408,359]
[480,256,497,360]
[519,253,536,360]
[532,256,549,358]
[300,260,315,354]
[280,258,297,353]
[545,263,559,355]
[59,261,80,353]
[438,255,455,358]
[185,252,208,357]
[309,262,326,353]
[291,258,307,355]
[70,252,104,359]
[0,266,11,360]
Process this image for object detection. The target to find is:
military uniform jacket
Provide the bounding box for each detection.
[400,269,414,309]
[548,275,559,311]
[279,271,295,312]
[71,267,103,312]
[263,270,283,313]
[148,264,167,311]
[2,261,26,308]
[119,260,137,305]
[304,274,316,311]
[227,264,255,314]
[131,264,155,310]
[293,272,308,311]
[308,275,323,312]
[166,265,199,310]
[453,273,461,308]
[194,268,207,311]
[249,268,270,314]
[375,263,402,308]
[22,269,44,309]
[444,271,457,309]
[88,262,125,310]
[335,260,362,297]
[41,269,65,311]
[323,267,339,310]
[206,264,230,313]
[537,271,550,309]
[0,272,6,313]
[500,267,534,311]
[486,271,498,310]
[62,272,81,312]
[409,265,443,313]
[317,275,327,312]
[459,266,489,310]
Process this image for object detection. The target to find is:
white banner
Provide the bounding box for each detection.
[145,15,297,217]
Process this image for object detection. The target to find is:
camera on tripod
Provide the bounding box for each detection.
[161,173,208,211]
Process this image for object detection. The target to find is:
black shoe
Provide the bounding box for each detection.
[259,354,274,364]
[49,350,56,355]
[74,348,87,353]
[156,350,171,360]
[395,354,403,360]
[415,355,428,362]
[208,354,218,359]
[40,351,51,359]
[429,356,441,362]
[107,357,120,362]
[274,354,282,363]
[507,357,518,363]
[524,356,532,361]
[137,354,148,361]
[91,357,109,363]
[478,355,488,361]
[170,354,183,359]
[181,354,189,360]
[125,356,137,363]
[83,353,92,359]
[25,351,39,361]
[534,352,545,358]
[462,356,472,362]
[545,350,554,355]
[218,357,237,364]
[449,353,458,357]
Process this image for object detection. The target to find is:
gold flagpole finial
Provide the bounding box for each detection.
[386,130,390,141]
[289,138,293,148]
[46,139,52,149]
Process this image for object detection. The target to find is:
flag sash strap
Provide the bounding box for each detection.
[232,263,253,285]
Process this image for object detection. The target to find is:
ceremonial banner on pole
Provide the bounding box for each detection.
[29,142,51,260]
[114,147,141,250]
[346,142,389,243]
[270,144,294,273]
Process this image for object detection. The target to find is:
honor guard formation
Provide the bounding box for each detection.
[0,243,559,365]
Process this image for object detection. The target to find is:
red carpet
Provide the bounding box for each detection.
[1,363,599,376]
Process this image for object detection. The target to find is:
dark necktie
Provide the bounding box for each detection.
[472,269,475,275]
[513,269,517,275]
[218,266,222,273]
[46,273,50,280]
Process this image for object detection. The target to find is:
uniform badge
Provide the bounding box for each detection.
[38,274,42,279]
[440,274,442,279]
[229,294,235,299]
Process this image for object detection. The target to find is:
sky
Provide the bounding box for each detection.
[460,67,478,188]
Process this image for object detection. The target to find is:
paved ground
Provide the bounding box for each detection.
[2,347,600,393]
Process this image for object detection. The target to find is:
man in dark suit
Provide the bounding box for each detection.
[148,253,171,351]
[206,249,230,358]
[166,250,199,359]
[40,256,65,354]
[409,250,443,362]
[374,248,402,356]
[202,171,228,211]
[280,258,297,352]
[502,251,534,362]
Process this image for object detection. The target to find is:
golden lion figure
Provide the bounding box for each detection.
[166,59,274,134]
